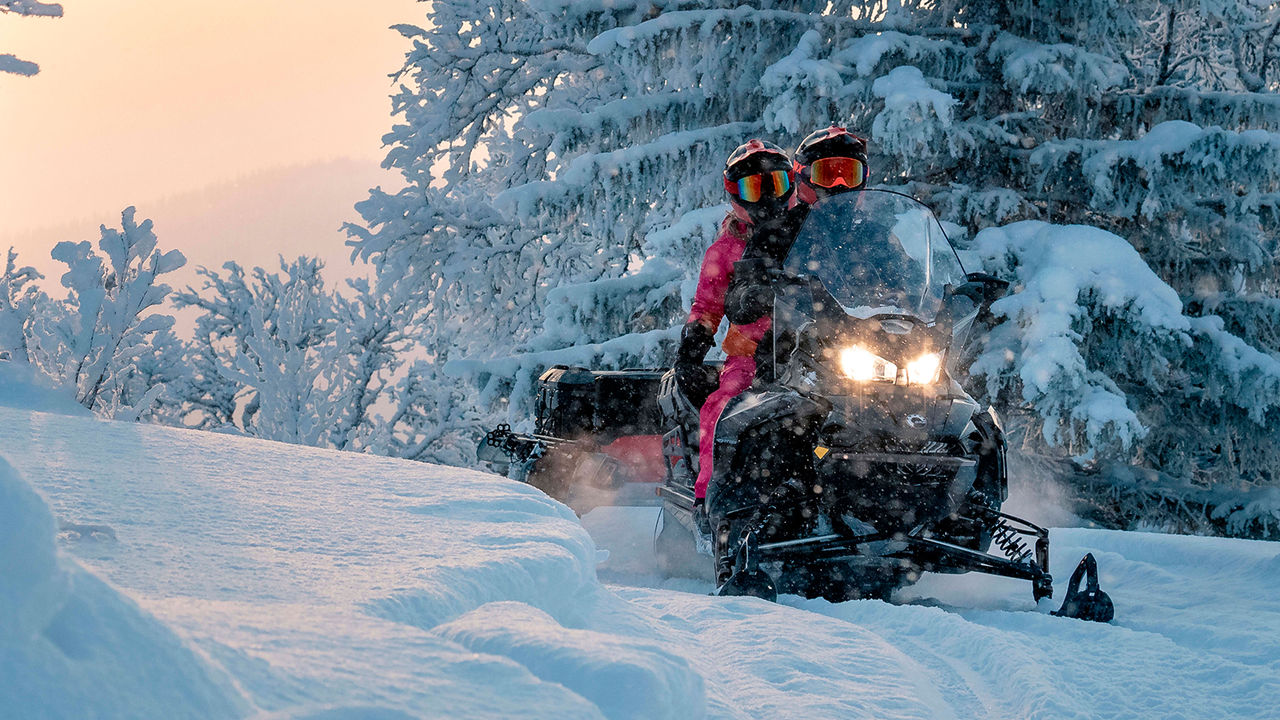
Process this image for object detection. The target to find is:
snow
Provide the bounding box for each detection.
[0,360,90,416]
[1034,120,1280,221]
[871,66,961,161]
[758,30,845,133]
[969,221,1192,455]
[873,66,956,126]
[589,510,1280,720]
[991,34,1128,95]
[840,30,959,78]
[494,123,755,217]
[585,8,800,55]
[0,456,246,718]
[3,405,1280,718]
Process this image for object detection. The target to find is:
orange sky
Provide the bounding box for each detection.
[1,0,418,277]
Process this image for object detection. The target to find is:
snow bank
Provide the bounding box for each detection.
[359,481,600,631]
[0,456,245,719]
[587,508,1280,720]
[6,404,1279,719]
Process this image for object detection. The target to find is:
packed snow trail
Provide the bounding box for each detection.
[3,404,1279,719]
[583,510,1280,720]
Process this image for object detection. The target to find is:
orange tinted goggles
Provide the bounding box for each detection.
[800,156,867,189]
[724,169,793,203]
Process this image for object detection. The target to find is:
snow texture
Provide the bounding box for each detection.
[871,66,957,161]
[970,221,1187,454]
[966,217,1280,532]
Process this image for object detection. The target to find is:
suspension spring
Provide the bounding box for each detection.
[988,513,1032,565]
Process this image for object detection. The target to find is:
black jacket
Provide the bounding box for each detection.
[724,203,809,326]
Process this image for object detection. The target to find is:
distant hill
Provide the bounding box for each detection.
[1,157,395,290]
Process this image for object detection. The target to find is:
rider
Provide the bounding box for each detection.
[674,140,795,519]
[725,126,870,330]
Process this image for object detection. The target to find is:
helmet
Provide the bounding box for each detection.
[793,126,869,202]
[723,139,794,224]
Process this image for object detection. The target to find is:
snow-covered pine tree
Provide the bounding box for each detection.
[25,207,187,418]
[1,0,63,76]
[838,0,1280,534]
[356,0,1280,535]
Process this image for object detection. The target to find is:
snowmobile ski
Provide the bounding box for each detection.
[1051,553,1114,623]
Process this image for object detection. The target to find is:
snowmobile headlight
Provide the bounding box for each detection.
[906,352,942,385]
[839,346,896,382]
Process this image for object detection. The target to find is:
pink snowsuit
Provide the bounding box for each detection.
[689,215,771,500]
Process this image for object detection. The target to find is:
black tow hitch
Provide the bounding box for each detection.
[1051,553,1114,623]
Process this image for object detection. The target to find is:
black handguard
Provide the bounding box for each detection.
[674,321,719,407]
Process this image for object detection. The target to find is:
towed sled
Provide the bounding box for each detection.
[480,190,1112,623]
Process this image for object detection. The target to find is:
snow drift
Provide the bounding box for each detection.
[0,456,245,719]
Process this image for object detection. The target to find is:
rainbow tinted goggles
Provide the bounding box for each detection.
[724,169,793,203]
[797,156,867,189]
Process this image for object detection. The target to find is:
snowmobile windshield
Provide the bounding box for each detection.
[782,190,965,324]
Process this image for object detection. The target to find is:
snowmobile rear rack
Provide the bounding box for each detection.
[480,423,565,475]
[480,423,663,513]
[478,367,672,513]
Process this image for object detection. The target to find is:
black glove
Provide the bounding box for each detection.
[674,321,719,407]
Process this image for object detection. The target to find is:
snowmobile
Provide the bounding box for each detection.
[479,189,1112,622]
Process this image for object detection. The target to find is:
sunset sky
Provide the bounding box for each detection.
[1,0,419,280]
